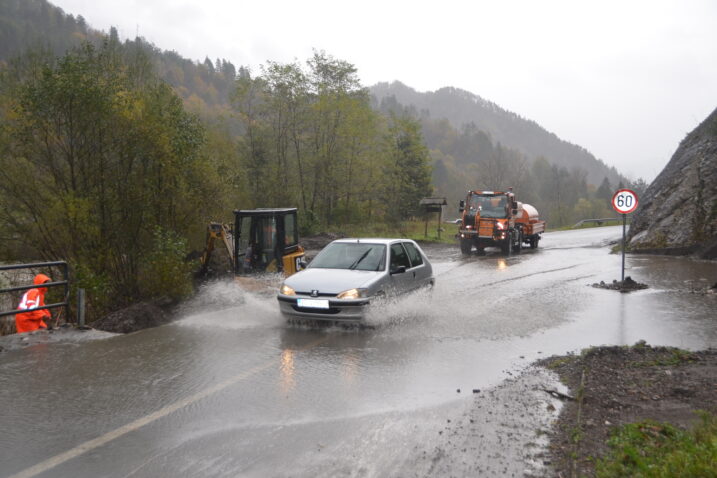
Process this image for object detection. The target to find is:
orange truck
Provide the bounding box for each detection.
[458,189,545,255]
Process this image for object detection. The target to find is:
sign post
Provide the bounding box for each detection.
[611,189,639,282]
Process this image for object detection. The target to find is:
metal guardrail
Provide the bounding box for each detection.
[572,218,623,228]
[0,261,70,321]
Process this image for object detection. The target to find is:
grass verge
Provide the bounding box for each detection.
[595,412,717,478]
[338,220,458,244]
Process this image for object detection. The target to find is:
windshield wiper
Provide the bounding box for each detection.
[348,249,372,270]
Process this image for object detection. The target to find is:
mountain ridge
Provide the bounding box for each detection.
[370,80,623,187]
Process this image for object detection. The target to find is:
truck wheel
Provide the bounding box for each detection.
[460,237,472,255]
[501,233,513,256]
[515,230,523,253]
[530,236,540,249]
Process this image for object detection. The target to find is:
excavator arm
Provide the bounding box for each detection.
[200,222,234,274]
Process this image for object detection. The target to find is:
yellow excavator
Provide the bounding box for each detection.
[200,208,305,277]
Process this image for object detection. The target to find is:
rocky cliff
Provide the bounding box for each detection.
[628,107,717,259]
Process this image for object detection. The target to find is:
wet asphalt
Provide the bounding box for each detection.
[1,226,716,478]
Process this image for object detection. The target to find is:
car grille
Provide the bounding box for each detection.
[291,305,341,314]
[296,291,336,297]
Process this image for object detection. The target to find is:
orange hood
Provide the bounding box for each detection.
[34,273,51,293]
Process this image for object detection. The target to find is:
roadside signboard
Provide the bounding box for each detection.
[611,189,639,214]
[611,189,639,282]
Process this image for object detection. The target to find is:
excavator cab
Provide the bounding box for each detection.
[200,208,305,277]
[234,208,304,275]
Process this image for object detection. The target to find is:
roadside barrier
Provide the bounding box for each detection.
[572,217,623,228]
[0,261,76,331]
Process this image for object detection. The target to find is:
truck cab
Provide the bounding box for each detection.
[458,190,544,255]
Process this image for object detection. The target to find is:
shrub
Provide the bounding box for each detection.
[138,227,193,302]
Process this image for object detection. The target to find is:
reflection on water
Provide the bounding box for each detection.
[617,292,627,345]
[280,349,295,394]
[340,351,360,385]
[496,258,508,270]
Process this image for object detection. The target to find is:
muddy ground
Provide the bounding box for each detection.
[540,343,717,477]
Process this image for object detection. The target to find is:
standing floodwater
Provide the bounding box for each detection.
[1,226,715,477]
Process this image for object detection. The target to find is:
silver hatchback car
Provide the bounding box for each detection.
[277,238,434,322]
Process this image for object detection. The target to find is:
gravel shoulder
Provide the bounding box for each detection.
[539,343,717,477]
[412,366,565,478]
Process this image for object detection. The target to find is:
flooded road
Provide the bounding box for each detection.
[1,226,715,477]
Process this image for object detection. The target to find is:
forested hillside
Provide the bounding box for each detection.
[371,81,625,188]
[1,1,639,224]
[375,93,644,225]
[0,0,238,118]
[0,0,101,60]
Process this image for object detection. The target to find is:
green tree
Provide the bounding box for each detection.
[383,115,433,220]
[0,41,213,314]
[596,177,613,202]
[231,51,384,228]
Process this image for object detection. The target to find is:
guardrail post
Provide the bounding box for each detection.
[77,288,86,328]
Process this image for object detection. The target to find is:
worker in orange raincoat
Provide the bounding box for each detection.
[15,273,53,334]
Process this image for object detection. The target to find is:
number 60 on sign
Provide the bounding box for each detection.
[612,189,639,214]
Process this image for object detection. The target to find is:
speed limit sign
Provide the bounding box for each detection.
[612,189,639,214]
[612,188,638,282]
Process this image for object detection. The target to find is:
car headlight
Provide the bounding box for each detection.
[280,284,296,296]
[336,288,367,299]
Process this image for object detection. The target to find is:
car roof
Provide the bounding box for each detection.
[330,238,416,245]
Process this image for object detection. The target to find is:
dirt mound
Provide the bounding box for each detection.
[92,302,171,334]
[591,276,648,292]
[540,342,717,477]
[300,232,345,251]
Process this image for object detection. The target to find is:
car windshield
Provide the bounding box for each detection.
[309,243,386,271]
[470,195,507,218]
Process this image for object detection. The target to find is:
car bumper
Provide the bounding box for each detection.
[277,294,370,322]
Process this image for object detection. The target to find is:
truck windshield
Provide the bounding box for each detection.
[470,195,507,218]
[309,243,386,271]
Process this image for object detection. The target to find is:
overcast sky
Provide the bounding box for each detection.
[51,0,717,181]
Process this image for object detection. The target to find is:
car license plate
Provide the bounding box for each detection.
[297,298,329,309]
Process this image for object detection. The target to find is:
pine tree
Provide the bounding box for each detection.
[384,115,433,220]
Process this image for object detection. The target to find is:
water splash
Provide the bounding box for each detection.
[176,278,285,330]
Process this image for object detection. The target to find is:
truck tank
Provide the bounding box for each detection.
[516,203,541,223]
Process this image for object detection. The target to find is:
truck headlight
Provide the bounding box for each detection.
[495,222,504,230]
[337,288,367,299]
[280,284,296,296]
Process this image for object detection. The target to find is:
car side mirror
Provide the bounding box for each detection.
[459,200,465,213]
[299,260,308,269]
[390,265,407,275]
